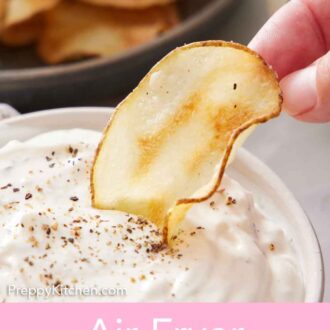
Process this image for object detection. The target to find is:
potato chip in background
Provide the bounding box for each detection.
[38,1,179,64]
[4,0,59,27]
[0,1,6,32]
[79,0,174,9]
[1,14,42,46]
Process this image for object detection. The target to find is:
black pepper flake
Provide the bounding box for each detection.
[233,83,237,90]
[226,196,236,206]
[68,146,79,157]
[54,280,61,288]
[24,257,34,267]
[150,242,166,253]
[25,193,33,200]
[1,183,12,190]
[13,188,20,193]
[68,238,74,244]
[70,196,79,202]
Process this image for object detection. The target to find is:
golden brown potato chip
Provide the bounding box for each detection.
[1,14,42,46]
[0,1,6,32]
[4,0,59,27]
[79,0,174,9]
[37,1,179,64]
[91,41,282,242]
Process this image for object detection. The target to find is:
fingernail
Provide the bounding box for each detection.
[280,65,317,116]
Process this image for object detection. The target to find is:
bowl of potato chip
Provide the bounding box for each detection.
[0,0,237,112]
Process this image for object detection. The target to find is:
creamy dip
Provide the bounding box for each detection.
[0,129,304,302]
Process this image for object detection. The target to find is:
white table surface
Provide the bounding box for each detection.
[216,0,329,301]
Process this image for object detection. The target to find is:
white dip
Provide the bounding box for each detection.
[0,129,304,302]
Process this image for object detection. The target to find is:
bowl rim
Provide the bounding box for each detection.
[236,147,325,303]
[0,0,235,81]
[0,106,324,302]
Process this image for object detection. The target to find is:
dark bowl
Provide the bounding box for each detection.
[0,0,237,112]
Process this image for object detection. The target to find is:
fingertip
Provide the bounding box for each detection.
[280,65,317,117]
[280,53,330,123]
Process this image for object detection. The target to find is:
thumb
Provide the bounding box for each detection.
[280,51,330,123]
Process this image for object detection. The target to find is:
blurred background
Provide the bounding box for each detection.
[0,0,329,300]
[0,0,286,112]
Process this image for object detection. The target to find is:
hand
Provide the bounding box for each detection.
[249,0,330,123]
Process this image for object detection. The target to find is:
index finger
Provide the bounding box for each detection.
[249,0,330,79]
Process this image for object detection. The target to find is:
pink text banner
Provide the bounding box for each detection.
[0,303,329,330]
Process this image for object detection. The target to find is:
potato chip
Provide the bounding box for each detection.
[4,0,59,27]
[91,41,282,242]
[79,0,174,9]
[1,15,42,46]
[37,1,179,64]
[0,0,6,32]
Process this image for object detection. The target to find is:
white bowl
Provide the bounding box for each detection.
[0,107,324,302]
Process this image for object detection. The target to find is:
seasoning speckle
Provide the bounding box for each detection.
[269,243,276,252]
[25,193,33,200]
